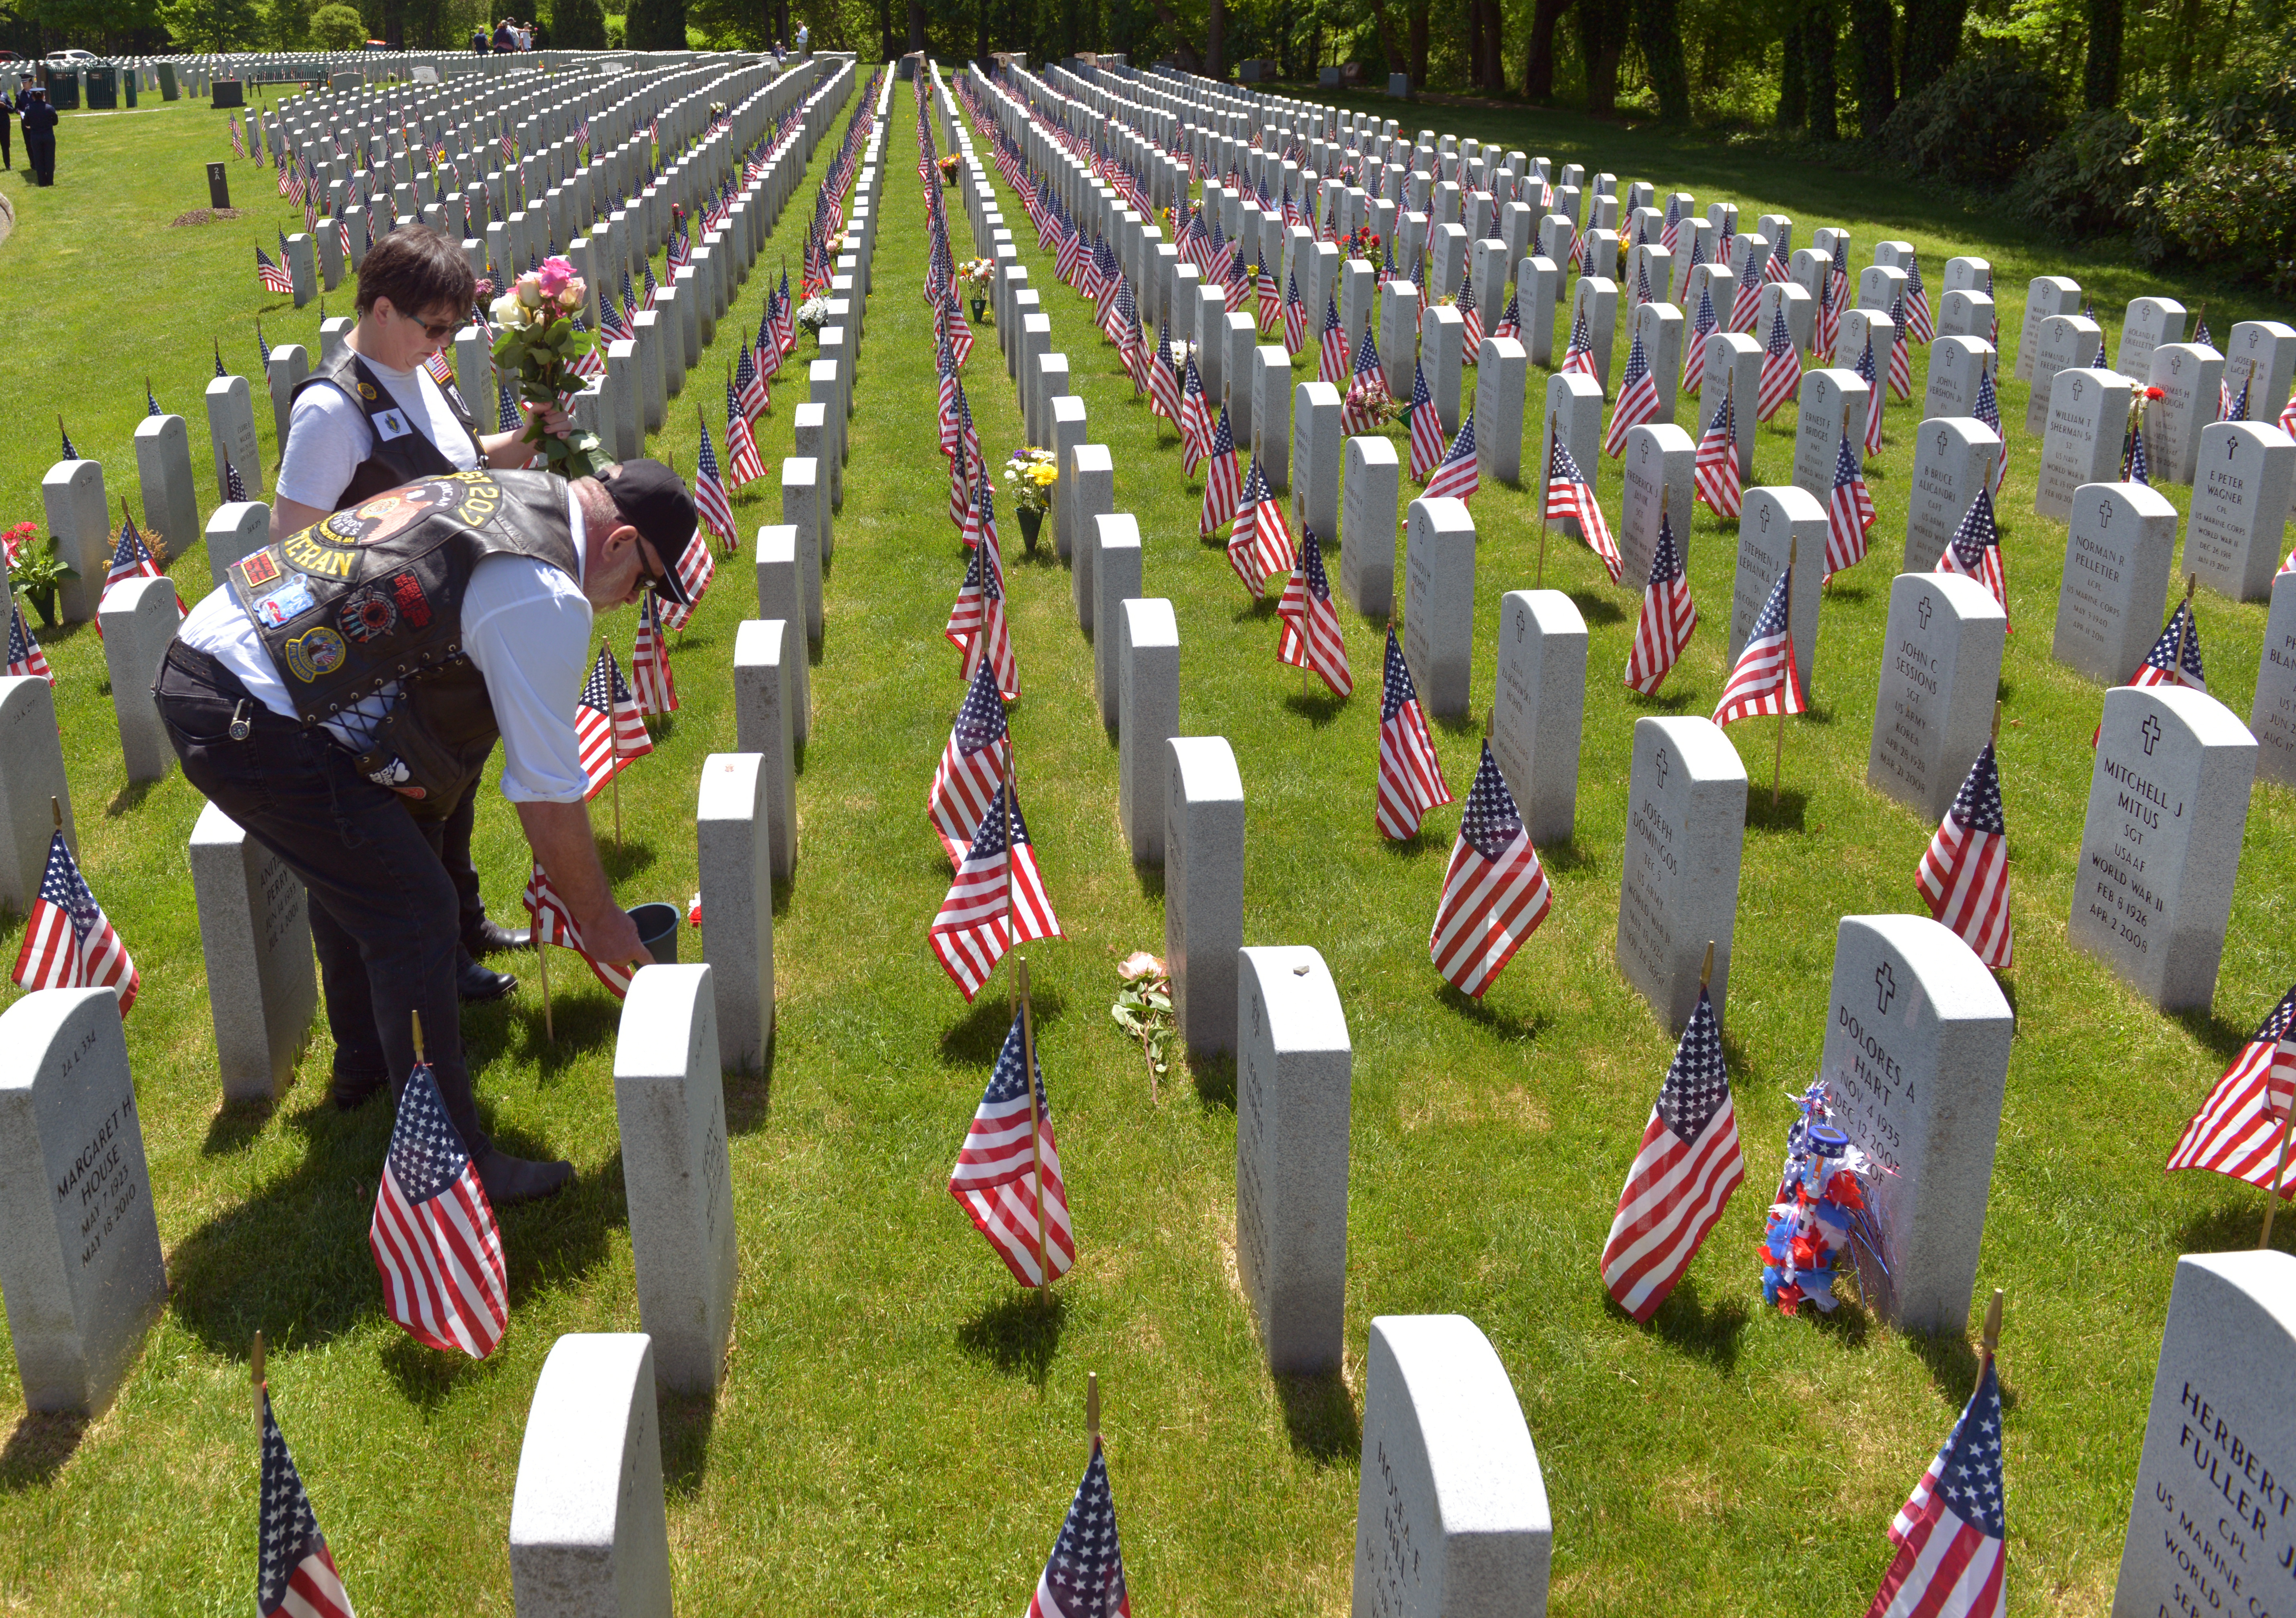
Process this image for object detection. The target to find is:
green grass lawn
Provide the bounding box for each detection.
[0,69,2292,1616]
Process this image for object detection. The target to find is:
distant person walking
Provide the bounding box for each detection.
[20,85,55,187]
[491,17,515,50]
[0,84,14,171]
[795,21,810,54]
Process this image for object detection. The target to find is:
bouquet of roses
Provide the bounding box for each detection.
[490,256,607,477]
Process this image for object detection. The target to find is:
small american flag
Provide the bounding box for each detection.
[656,528,715,633]
[369,1058,508,1359]
[1974,366,2009,492]
[1256,258,1280,334]
[1842,339,1884,456]
[1428,741,1552,997]
[1424,416,1480,505]
[1624,511,1697,695]
[2123,420,2150,486]
[573,644,653,799]
[1661,193,1683,254]
[1887,293,1915,400]
[524,862,634,997]
[1228,457,1297,598]
[496,384,519,437]
[929,661,1011,863]
[1729,256,1764,332]
[228,114,246,160]
[256,243,295,294]
[930,783,1062,1002]
[1682,284,1718,394]
[1560,308,1600,384]
[1318,294,1349,387]
[692,419,735,542]
[1282,270,1308,356]
[11,832,138,1012]
[1756,305,1802,421]
[8,598,54,684]
[1824,434,1877,577]
[1178,355,1214,474]
[1026,1439,1128,1617]
[2168,983,2296,1192]
[1198,406,1243,537]
[102,511,182,621]
[945,498,997,641]
[1917,740,2012,969]
[1693,394,1743,520]
[1604,327,1662,456]
[226,459,250,503]
[1599,982,1745,1320]
[1862,1356,2007,1618]
[1147,316,1184,422]
[146,379,163,417]
[1712,562,1806,726]
[949,1006,1075,1288]
[1935,488,2009,625]
[630,591,678,716]
[724,380,767,487]
[1376,626,1452,839]
[1902,249,1935,344]
[1764,221,1793,283]
[2128,598,2207,693]
[1341,325,1387,435]
[1408,358,1445,483]
[1494,287,1522,342]
[256,1390,355,1618]
[1276,529,1351,696]
[1458,269,1485,363]
[1544,436,1619,582]
[1814,272,1840,362]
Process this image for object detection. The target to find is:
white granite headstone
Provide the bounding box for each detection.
[1729,489,1827,690]
[1616,424,1696,589]
[1904,419,2002,573]
[1343,436,1401,616]
[508,1333,674,1616]
[1491,590,1585,847]
[2037,367,2135,521]
[1118,599,1180,866]
[697,752,774,1074]
[2053,483,2179,684]
[1166,737,1245,1058]
[1404,497,1476,719]
[1865,573,2007,821]
[2251,573,2296,789]
[0,678,74,917]
[188,802,315,1102]
[2184,422,2296,603]
[1616,716,1746,1032]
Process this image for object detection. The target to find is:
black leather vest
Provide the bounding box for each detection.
[294,345,487,508]
[227,469,580,815]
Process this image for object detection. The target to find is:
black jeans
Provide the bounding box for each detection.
[156,643,491,1156]
[442,771,494,950]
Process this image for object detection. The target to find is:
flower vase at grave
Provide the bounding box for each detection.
[1018,506,1044,551]
[971,296,987,323]
[27,588,56,629]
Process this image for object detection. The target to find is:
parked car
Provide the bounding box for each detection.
[45,48,98,65]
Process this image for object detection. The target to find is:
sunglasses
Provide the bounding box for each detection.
[396,306,461,342]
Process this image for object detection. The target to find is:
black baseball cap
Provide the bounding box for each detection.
[599,458,698,605]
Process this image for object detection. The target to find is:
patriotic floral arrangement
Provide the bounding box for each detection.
[1758,1080,1881,1316]
[795,296,832,337]
[957,257,996,289]
[1343,225,1383,262]
[489,256,607,477]
[937,152,962,183]
[1109,951,1174,1094]
[1003,446,1058,515]
[1342,377,1407,425]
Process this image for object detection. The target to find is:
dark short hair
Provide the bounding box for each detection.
[356,225,476,321]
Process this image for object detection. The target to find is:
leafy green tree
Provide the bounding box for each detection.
[1804,0,1840,138]
[309,0,366,44]
[624,0,686,46]
[1847,0,1896,132]
[552,0,606,44]
[160,0,264,48]
[1633,0,1692,120]
[2083,0,2123,106]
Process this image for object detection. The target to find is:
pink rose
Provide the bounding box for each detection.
[537,255,576,296]
[1117,950,1165,981]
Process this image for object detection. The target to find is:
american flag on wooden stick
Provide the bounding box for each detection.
[1376,627,1451,839]
[724,378,766,487]
[256,1389,356,1618]
[369,1054,509,1358]
[1199,406,1243,537]
[1494,286,1521,343]
[1764,222,1793,283]
[1813,272,1840,363]
[928,661,1010,863]
[1605,328,1662,456]
[1025,1437,1128,1617]
[1544,436,1619,583]
[101,510,180,618]
[1712,563,1806,726]
[1407,358,1445,483]
[1427,741,1552,997]
[949,1006,1075,1287]
[1903,250,1935,344]
[1693,394,1743,521]
[1560,308,1599,385]
[1318,293,1349,386]
[1256,258,1280,333]
[930,783,1062,1001]
[1853,338,1886,454]
[1935,488,2010,625]
[256,242,295,294]
[1756,305,1802,421]
[2168,983,2296,1193]
[1729,254,1765,332]
[1276,530,1351,696]
[655,527,715,633]
[1599,981,1745,1321]
[1862,1356,2007,1618]
[1917,740,2013,969]
[1974,366,2009,493]
[1824,434,1877,577]
[948,505,1019,700]
[2127,598,2206,693]
[691,417,736,543]
[1424,417,1480,506]
[1282,269,1308,356]
[8,599,54,684]
[1624,511,1697,695]
[1887,293,1915,399]
[1228,458,1297,599]
[1178,355,1214,474]
[1147,315,1184,421]
[523,862,635,997]
[573,644,652,798]
[10,832,138,1013]
[630,591,678,716]
[1682,281,1717,395]
[1458,270,1485,364]
[735,341,770,423]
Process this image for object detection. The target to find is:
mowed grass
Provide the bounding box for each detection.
[0,68,2290,1616]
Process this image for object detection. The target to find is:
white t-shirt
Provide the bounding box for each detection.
[177,485,596,805]
[275,355,482,511]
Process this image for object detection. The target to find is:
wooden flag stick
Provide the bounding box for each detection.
[1700,939,1714,989]
[1773,537,1797,808]
[605,640,623,850]
[536,934,554,1043]
[252,1329,266,1434]
[411,1008,425,1063]
[1017,954,1050,1305]
[1992,700,2003,744]
[2261,1104,2296,1250]
[2173,573,2196,681]
[1535,506,1549,588]
[1086,1370,1101,1446]
[1979,1287,2004,1362]
[52,797,62,832]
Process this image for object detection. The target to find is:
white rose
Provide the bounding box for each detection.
[490,292,524,326]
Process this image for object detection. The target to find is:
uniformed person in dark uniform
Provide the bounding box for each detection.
[156,461,698,1204]
[20,84,56,187]
[270,225,566,1016]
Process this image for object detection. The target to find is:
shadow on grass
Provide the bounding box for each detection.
[599,839,659,884]
[1431,710,1485,739]
[1435,982,1550,1043]
[2175,1196,2286,1258]
[380,1329,497,1408]
[956,1287,1068,1385]
[0,1410,88,1493]
[1904,1326,2019,1413]
[1378,827,1441,860]
[938,987,1066,1067]
[1230,596,1279,625]
[660,1385,721,1498]
[166,1105,624,1361]
[1822,580,1873,607]
[203,1096,277,1156]
[724,1033,776,1134]
[1283,685,1349,727]
[1276,1370,1360,1464]
[106,780,156,818]
[1189,1050,1237,1112]
[2173,1002,2259,1066]
[496,982,623,1078]
[1745,787,1809,833]
[1630,1275,1752,1370]
[1132,863,1165,901]
[1564,589,1627,627]
[1627,685,1699,714]
[1540,839,1600,876]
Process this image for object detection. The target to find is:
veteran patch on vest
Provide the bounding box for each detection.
[284,627,348,682]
